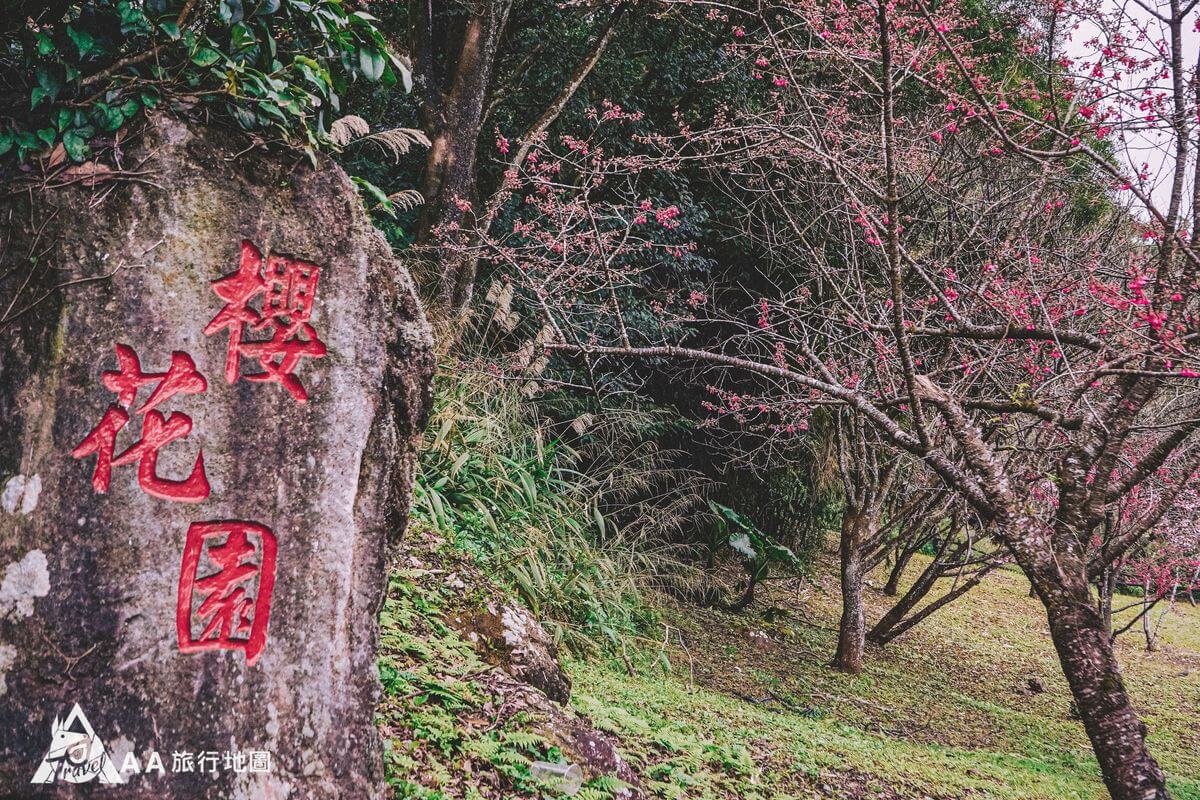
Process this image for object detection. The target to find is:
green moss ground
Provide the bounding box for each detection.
[379,529,1200,799]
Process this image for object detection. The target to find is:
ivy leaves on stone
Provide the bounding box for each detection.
[1,0,409,165]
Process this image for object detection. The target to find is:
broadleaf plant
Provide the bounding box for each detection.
[707,500,800,611]
[0,0,410,164]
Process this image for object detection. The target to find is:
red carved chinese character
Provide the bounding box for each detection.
[71,344,209,502]
[110,410,209,502]
[102,344,207,414]
[176,521,277,666]
[70,405,129,494]
[204,241,266,385]
[262,252,319,320]
[204,241,327,402]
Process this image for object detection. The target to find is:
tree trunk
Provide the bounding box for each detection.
[724,564,764,612]
[871,568,989,645]
[1044,590,1171,800]
[867,543,999,647]
[1142,576,1158,653]
[1097,566,1117,636]
[870,550,940,644]
[408,1,622,341]
[883,543,914,596]
[834,516,866,674]
[411,2,512,329]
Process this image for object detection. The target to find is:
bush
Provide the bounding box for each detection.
[1,0,406,163]
[413,368,704,657]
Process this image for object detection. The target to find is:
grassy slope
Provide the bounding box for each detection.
[570,551,1200,799]
[380,531,1200,799]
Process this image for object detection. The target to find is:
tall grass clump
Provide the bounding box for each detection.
[412,367,706,656]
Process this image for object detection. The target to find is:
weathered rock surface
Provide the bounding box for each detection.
[482,670,640,798]
[0,114,433,798]
[454,602,572,704]
[397,528,639,798]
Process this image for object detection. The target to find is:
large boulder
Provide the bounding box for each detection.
[0,114,433,798]
[453,602,572,705]
[481,670,641,799]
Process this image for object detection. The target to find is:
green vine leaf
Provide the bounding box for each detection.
[358,47,385,82]
[2,0,414,165]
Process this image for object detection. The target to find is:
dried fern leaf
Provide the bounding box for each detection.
[330,114,370,146]
[387,189,425,211]
[366,127,432,162]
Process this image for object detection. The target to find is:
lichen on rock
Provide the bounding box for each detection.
[454,601,573,705]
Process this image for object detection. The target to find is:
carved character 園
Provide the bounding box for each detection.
[176,520,277,666]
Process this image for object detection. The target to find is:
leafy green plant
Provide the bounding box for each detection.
[1,0,407,163]
[705,500,801,612]
[413,369,698,656]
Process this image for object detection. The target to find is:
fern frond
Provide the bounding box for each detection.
[387,189,425,211]
[330,114,371,147]
[365,127,432,162]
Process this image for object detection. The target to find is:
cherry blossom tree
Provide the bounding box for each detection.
[1109,464,1200,649]
[827,413,1004,672]
[462,0,1200,794]
[404,0,630,334]
[1117,537,1200,649]
[866,506,1004,646]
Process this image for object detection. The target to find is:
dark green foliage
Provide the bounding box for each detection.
[0,0,405,163]
[703,500,802,611]
[708,500,801,572]
[412,370,682,656]
[717,463,840,567]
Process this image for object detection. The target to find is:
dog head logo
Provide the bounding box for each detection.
[30,703,122,784]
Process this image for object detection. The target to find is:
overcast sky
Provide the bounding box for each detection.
[1065,0,1200,218]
